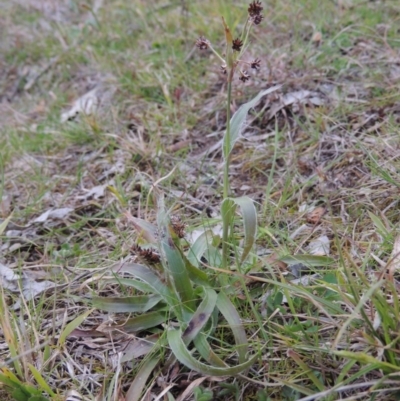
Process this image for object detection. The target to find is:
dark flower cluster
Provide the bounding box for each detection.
[170,215,186,238]
[195,36,209,50]
[248,0,264,24]
[132,244,160,263]
[196,2,264,82]
[239,70,250,82]
[232,38,243,52]
[250,58,261,70]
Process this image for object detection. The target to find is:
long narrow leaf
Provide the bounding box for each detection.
[231,196,257,265]
[187,229,214,267]
[179,249,210,287]
[156,196,195,310]
[58,309,94,347]
[217,292,248,364]
[182,288,217,344]
[161,236,195,311]
[116,263,177,306]
[92,295,162,313]
[27,363,55,397]
[0,369,24,388]
[193,333,227,368]
[279,254,335,267]
[334,351,400,372]
[224,85,282,159]
[125,356,159,401]
[122,311,167,333]
[168,329,258,376]
[107,277,153,294]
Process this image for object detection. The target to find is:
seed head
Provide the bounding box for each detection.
[132,245,160,263]
[248,1,263,17]
[251,14,264,25]
[196,36,210,50]
[232,38,243,52]
[239,70,250,82]
[250,58,261,70]
[170,216,186,238]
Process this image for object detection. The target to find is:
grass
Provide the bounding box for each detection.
[1,0,400,400]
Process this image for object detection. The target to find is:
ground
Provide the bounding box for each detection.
[1,0,400,400]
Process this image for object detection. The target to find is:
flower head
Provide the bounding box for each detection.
[232,38,243,52]
[196,36,210,50]
[170,216,186,238]
[239,70,250,82]
[248,1,263,17]
[251,14,264,25]
[250,58,261,70]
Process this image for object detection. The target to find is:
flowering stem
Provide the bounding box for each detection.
[223,75,233,200]
[239,21,252,59]
[222,68,234,269]
[208,44,226,65]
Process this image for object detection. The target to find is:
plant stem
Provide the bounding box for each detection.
[222,69,234,269]
[223,71,233,199]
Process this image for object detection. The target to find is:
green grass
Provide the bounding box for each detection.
[2,0,400,400]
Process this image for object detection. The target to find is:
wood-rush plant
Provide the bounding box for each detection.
[196,1,281,270]
[92,3,281,397]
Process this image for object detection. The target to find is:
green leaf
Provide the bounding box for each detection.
[334,351,400,372]
[27,364,55,397]
[0,368,23,387]
[187,230,214,267]
[193,333,227,368]
[279,254,335,267]
[27,396,49,401]
[223,85,281,160]
[179,249,210,287]
[0,372,21,388]
[167,329,258,376]
[115,263,177,306]
[58,309,94,347]
[161,236,195,310]
[230,196,257,265]
[125,356,159,401]
[279,380,315,397]
[122,310,168,333]
[92,294,162,313]
[216,292,248,364]
[12,387,30,401]
[204,245,222,267]
[107,277,153,294]
[368,211,390,237]
[221,198,236,268]
[182,288,217,344]
[156,195,196,311]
